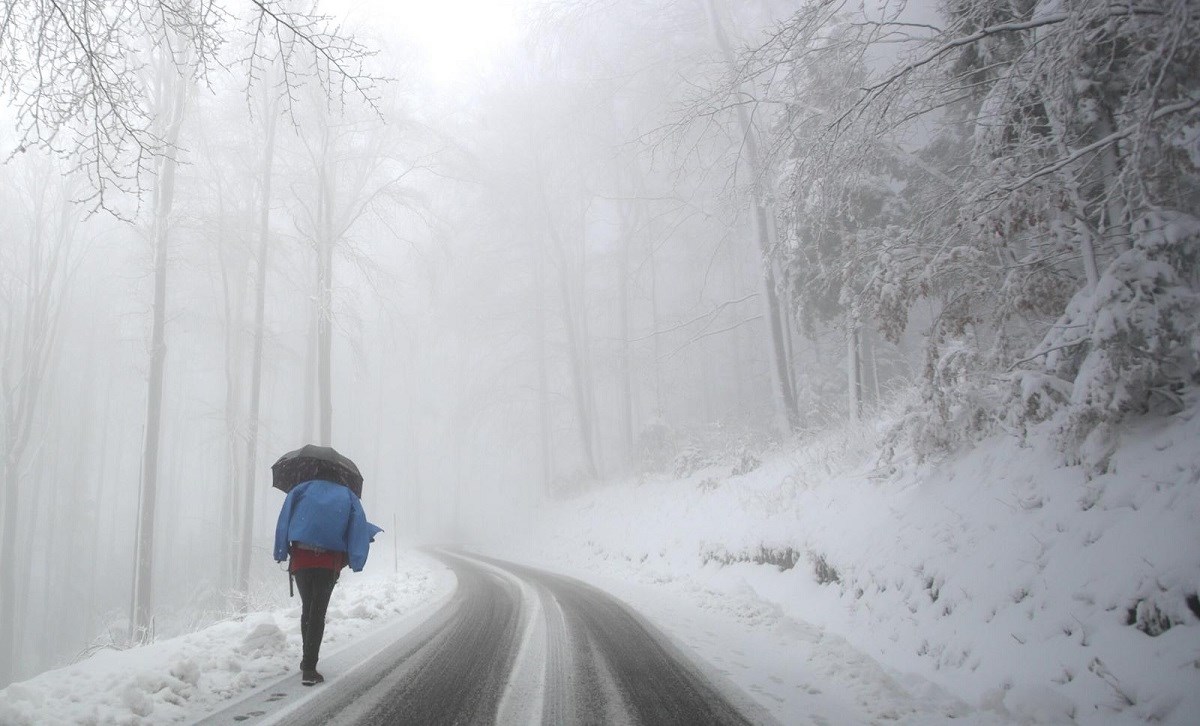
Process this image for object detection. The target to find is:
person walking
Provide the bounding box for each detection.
[273,467,382,686]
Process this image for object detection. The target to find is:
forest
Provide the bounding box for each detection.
[0,0,1196,696]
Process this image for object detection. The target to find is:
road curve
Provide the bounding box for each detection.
[197,550,768,726]
[477,554,758,726]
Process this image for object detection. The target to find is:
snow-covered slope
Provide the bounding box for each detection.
[512,402,1200,725]
[0,552,448,726]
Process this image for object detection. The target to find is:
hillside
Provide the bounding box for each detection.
[509,400,1200,724]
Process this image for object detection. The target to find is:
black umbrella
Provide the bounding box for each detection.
[271,444,364,498]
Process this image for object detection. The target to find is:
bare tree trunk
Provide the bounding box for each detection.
[536,170,598,479]
[39,436,65,662]
[303,307,318,443]
[316,137,335,446]
[553,232,598,479]
[1044,98,1100,290]
[89,377,115,614]
[616,206,636,468]
[770,212,802,408]
[0,168,76,685]
[18,444,47,676]
[577,218,603,479]
[703,0,799,433]
[133,200,168,639]
[238,95,279,601]
[700,335,715,422]
[317,239,333,446]
[753,210,799,432]
[406,326,424,533]
[133,61,189,639]
[0,190,44,686]
[648,229,663,416]
[57,379,91,660]
[1094,110,1129,252]
[533,235,554,497]
[868,327,882,405]
[0,462,20,686]
[410,423,423,533]
[212,173,244,594]
[725,229,747,419]
[847,322,861,423]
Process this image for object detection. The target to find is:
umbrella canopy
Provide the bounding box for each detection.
[271,444,364,498]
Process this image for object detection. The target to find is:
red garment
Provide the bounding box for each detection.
[289,544,347,573]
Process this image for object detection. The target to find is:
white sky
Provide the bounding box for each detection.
[343,0,526,86]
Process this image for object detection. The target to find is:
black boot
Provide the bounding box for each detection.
[301,668,324,686]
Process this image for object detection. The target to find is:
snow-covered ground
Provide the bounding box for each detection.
[7,405,1196,726]
[0,551,448,726]
[500,400,1200,725]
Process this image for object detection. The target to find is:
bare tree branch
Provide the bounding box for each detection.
[0,0,383,215]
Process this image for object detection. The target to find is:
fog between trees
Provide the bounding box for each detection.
[1,0,1196,687]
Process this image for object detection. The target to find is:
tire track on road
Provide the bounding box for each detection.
[480,556,760,726]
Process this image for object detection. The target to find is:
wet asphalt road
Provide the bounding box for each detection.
[482,555,756,726]
[197,550,763,726]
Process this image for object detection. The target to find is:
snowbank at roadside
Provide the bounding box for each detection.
[0,551,447,726]
[512,400,1200,725]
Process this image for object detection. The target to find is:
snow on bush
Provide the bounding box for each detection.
[1039,211,1200,470]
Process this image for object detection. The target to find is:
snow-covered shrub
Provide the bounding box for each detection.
[756,546,800,571]
[722,425,778,474]
[730,452,761,477]
[1019,211,1200,470]
[1007,371,1071,431]
[73,614,137,664]
[673,444,717,478]
[1126,598,1175,638]
[730,447,762,477]
[663,422,775,478]
[699,544,801,572]
[810,552,841,585]
[884,337,1000,462]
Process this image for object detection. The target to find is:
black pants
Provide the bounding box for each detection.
[293,568,339,671]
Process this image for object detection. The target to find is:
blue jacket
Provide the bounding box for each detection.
[273,480,383,572]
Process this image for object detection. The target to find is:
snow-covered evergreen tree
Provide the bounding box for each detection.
[742,0,1200,463]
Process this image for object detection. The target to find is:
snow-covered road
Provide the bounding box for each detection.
[195,549,774,726]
